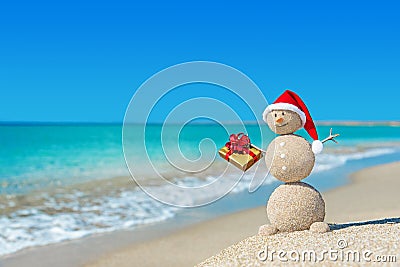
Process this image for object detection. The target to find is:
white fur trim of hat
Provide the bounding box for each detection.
[263,103,307,126]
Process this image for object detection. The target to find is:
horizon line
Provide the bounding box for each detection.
[0,120,399,126]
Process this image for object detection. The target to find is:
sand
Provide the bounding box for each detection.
[84,161,400,267]
[198,220,399,266]
[2,162,400,267]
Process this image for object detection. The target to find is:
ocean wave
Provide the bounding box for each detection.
[0,189,178,256]
[313,147,398,173]
[0,170,276,257]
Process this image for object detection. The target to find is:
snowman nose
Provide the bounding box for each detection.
[276,117,284,124]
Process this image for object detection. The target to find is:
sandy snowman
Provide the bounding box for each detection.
[259,90,339,235]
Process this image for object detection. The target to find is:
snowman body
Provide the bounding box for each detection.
[265,134,314,183]
[259,91,331,235]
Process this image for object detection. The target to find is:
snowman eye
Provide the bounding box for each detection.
[282,112,285,116]
[274,113,277,117]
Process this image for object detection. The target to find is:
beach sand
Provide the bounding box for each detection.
[2,162,399,267]
[84,161,400,267]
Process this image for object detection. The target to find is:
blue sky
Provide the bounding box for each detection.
[1,1,400,122]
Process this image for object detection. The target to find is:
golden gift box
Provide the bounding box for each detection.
[219,144,263,171]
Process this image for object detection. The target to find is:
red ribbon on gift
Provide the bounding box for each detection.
[224,133,259,162]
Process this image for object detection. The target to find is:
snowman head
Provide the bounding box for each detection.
[263,90,324,154]
[265,109,303,135]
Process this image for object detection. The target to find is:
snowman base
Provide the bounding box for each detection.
[258,221,330,236]
[258,224,278,236]
[259,182,330,235]
[310,221,330,233]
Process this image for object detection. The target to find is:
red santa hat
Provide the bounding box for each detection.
[263,90,323,154]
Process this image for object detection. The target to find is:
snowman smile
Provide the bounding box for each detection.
[276,123,288,127]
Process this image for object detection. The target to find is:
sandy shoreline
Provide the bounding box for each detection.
[2,161,400,266]
[87,161,400,267]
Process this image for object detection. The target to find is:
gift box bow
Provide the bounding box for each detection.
[224,133,258,161]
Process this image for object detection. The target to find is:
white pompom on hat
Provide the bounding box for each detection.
[263,90,323,154]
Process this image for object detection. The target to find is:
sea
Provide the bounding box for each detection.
[0,123,399,256]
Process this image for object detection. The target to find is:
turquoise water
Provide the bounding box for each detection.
[0,123,399,256]
[0,124,126,194]
[1,124,399,194]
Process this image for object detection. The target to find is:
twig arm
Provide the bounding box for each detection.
[321,128,340,144]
